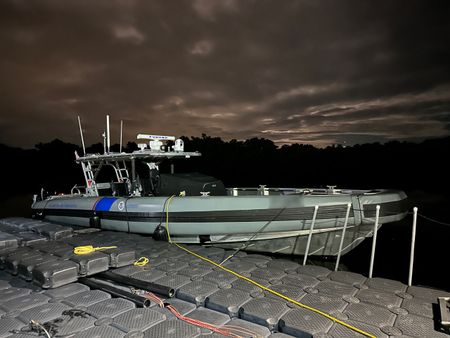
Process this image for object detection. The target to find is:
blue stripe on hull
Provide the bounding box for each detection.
[95,197,118,211]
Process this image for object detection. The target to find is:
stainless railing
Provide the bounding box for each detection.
[302,203,419,287]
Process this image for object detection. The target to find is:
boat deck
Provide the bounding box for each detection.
[1,217,449,337]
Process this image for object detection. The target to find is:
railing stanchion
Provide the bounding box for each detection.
[303,205,319,266]
[368,205,380,278]
[408,207,418,286]
[335,203,352,271]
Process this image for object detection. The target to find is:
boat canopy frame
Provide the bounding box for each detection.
[75,147,201,197]
[73,116,202,197]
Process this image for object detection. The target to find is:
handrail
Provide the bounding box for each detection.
[70,184,85,195]
[227,187,337,196]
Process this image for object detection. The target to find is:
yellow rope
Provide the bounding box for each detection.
[134,256,149,267]
[73,245,117,255]
[164,195,376,338]
[165,195,176,244]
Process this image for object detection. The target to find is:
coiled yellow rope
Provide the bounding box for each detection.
[164,195,376,338]
[73,245,117,255]
[134,256,149,267]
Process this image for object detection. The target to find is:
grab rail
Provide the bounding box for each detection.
[70,184,85,195]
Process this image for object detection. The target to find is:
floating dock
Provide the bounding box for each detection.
[1,217,449,337]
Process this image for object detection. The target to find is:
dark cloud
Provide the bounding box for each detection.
[0,0,449,148]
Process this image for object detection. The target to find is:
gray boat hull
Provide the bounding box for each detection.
[32,188,408,256]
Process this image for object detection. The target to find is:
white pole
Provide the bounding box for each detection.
[106,115,111,153]
[120,120,123,153]
[408,207,418,286]
[303,205,319,266]
[77,116,86,156]
[369,205,380,278]
[335,203,352,271]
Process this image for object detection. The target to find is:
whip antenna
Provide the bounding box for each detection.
[120,120,123,153]
[106,115,111,153]
[77,115,86,156]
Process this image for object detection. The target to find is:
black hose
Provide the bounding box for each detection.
[78,277,151,308]
[96,271,175,298]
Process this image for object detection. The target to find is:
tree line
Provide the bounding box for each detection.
[1,135,449,198]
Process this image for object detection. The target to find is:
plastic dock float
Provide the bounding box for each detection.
[1,217,450,337]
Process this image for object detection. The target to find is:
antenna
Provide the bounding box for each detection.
[102,131,106,154]
[77,116,86,156]
[106,115,111,153]
[120,120,123,153]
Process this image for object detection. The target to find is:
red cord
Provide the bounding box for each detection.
[140,291,258,337]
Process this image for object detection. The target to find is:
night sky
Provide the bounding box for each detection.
[1,0,449,148]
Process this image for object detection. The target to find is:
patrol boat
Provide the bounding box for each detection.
[31,116,408,256]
